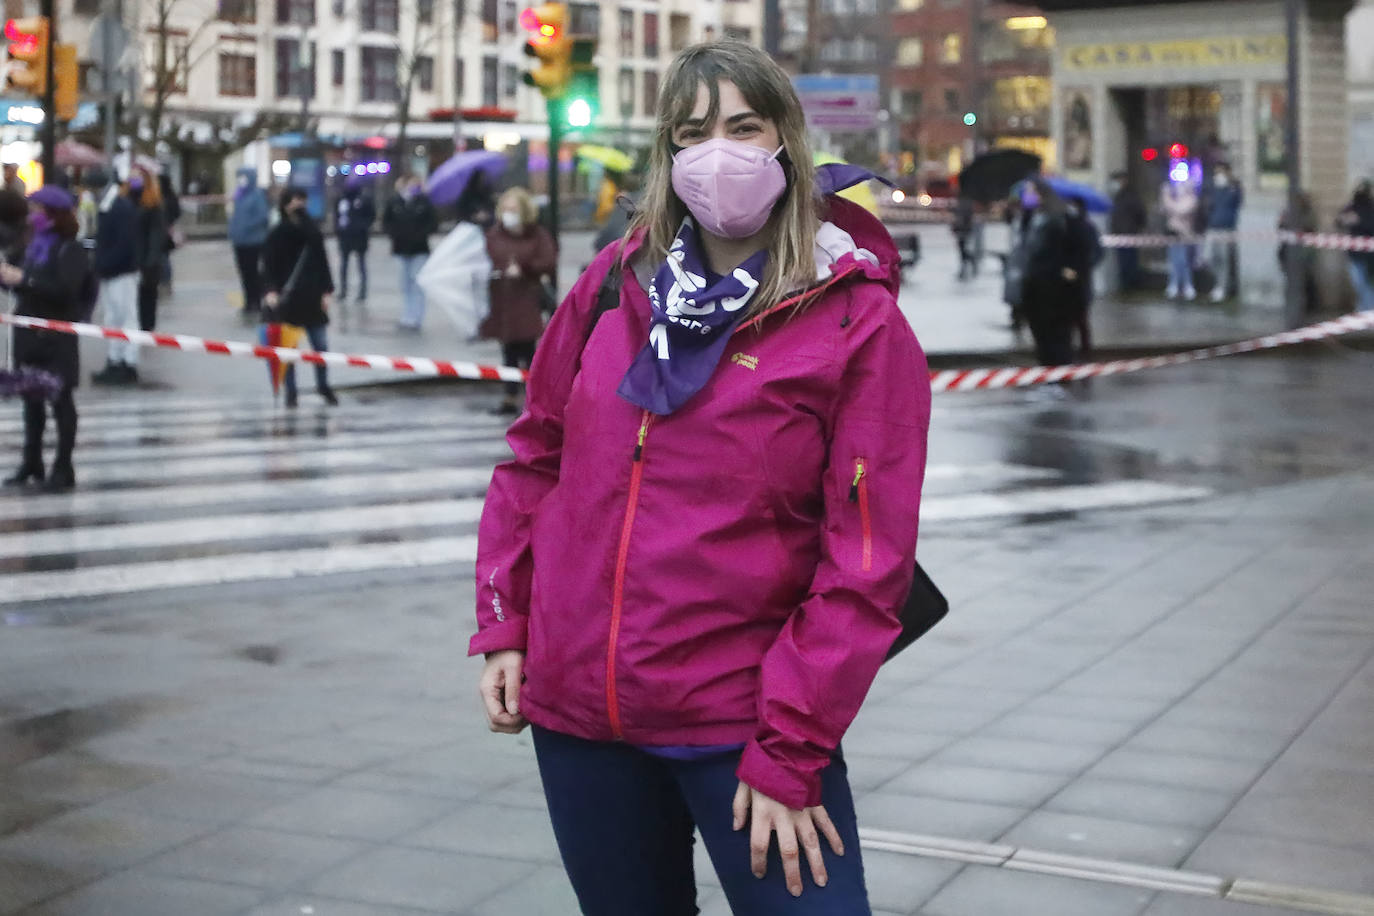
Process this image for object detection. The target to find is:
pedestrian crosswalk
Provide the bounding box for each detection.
[0,393,1213,607]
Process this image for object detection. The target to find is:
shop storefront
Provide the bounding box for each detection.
[1044,0,1354,306]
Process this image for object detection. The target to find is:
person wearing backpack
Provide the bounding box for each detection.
[1,186,94,491]
[471,41,930,914]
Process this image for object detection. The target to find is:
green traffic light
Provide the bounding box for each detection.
[567,98,592,128]
[963,112,977,126]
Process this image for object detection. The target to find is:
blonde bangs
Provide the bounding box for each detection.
[626,40,820,320]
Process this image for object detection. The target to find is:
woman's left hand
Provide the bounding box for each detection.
[0,264,23,286]
[321,293,332,312]
[732,781,845,897]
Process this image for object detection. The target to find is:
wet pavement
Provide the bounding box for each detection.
[1,303,1373,912]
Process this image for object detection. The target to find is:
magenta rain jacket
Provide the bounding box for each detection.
[470,198,932,809]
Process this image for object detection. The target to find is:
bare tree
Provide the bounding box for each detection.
[141,0,253,150]
[390,0,449,166]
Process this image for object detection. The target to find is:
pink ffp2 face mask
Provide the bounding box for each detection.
[671,138,787,240]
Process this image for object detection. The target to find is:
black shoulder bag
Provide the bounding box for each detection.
[580,249,946,661]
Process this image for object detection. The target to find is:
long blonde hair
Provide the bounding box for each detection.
[628,40,818,319]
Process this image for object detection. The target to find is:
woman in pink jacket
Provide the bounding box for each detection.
[471,40,930,914]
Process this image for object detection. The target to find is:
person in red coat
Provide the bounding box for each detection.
[483,187,558,415]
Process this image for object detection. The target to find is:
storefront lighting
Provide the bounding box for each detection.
[1169,160,1190,183]
[918,192,933,206]
[1005,16,1047,29]
[1141,148,1159,162]
[1168,142,1188,159]
[891,189,906,203]
[271,159,291,178]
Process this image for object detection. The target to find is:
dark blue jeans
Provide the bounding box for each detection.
[339,245,368,300]
[283,324,330,398]
[531,726,871,916]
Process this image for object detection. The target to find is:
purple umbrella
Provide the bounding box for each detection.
[426,150,507,207]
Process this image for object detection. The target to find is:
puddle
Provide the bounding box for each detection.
[0,697,171,768]
[236,644,283,665]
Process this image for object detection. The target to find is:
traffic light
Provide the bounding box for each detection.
[559,37,598,129]
[962,111,977,127]
[54,43,77,121]
[5,16,49,96]
[521,3,571,99]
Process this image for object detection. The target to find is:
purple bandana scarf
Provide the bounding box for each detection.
[617,217,767,415]
[25,211,58,268]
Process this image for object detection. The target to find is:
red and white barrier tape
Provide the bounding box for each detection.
[1091,229,1374,252]
[4,310,1373,393]
[929,312,1374,392]
[0,313,529,384]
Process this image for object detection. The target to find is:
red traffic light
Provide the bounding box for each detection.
[1168,142,1188,159]
[5,18,39,54]
[520,6,561,44]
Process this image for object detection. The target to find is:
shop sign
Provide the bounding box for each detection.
[1063,35,1286,71]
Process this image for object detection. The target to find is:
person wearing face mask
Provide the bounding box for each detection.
[262,188,339,407]
[228,167,270,323]
[2,187,95,491]
[128,166,168,332]
[471,40,930,914]
[1161,173,1199,300]
[481,187,558,416]
[382,175,439,333]
[1201,162,1243,302]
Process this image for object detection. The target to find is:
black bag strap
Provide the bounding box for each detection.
[580,244,624,355]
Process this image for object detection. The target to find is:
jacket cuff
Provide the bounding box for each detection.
[737,740,821,810]
[467,617,529,657]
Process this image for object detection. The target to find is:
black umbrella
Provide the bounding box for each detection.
[957,150,1042,204]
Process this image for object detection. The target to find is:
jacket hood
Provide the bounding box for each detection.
[236,167,259,188]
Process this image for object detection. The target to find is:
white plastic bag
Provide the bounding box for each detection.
[417,222,493,339]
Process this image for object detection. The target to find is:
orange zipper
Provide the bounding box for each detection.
[606,410,652,739]
[850,458,872,572]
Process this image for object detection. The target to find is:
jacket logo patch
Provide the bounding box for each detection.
[731,353,759,371]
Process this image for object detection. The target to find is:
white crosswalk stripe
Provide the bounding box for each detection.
[0,394,1212,605]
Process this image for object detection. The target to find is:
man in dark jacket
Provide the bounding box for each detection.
[1201,161,1243,302]
[91,174,144,384]
[263,188,338,408]
[383,175,438,332]
[335,180,376,310]
[1108,171,1146,291]
[1064,195,1105,359]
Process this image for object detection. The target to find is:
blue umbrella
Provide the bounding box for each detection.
[426,150,507,207]
[1043,175,1112,213]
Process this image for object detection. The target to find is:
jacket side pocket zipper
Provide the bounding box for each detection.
[849,458,873,572]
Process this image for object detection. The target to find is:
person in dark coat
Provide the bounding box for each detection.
[263,188,339,408]
[951,197,982,280]
[157,169,181,293]
[130,166,168,332]
[228,166,270,322]
[1064,195,1104,359]
[382,175,439,332]
[483,186,557,415]
[1014,180,1078,368]
[2,186,94,491]
[1108,171,1146,291]
[335,179,376,312]
[91,176,144,384]
[1336,181,1374,313]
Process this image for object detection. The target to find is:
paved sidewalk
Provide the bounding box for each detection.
[1,463,1371,913]
[58,229,1300,403]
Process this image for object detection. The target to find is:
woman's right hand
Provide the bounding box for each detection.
[264,291,280,308]
[479,650,528,734]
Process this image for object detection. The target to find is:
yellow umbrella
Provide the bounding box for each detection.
[814,152,880,215]
[577,145,635,173]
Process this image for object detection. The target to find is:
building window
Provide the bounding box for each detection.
[480,0,497,39]
[897,37,923,66]
[218,52,256,96]
[416,55,434,91]
[331,48,344,86]
[569,2,598,34]
[360,45,398,101]
[820,37,875,62]
[618,66,634,118]
[642,69,659,116]
[275,38,315,98]
[669,13,690,52]
[899,90,922,117]
[455,57,465,101]
[896,0,923,8]
[74,0,101,13]
[218,0,255,22]
[418,0,434,23]
[723,25,750,42]
[503,62,517,97]
[942,33,961,64]
[332,0,343,16]
[360,0,398,31]
[275,0,314,24]
[500,0,517,33]
[482,54,498,107]
[619,9,634,57]
[944,88,959,113]
[643,11,658,58]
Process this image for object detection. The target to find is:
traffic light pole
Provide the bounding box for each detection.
[39,0,55,182]
[546,97,561,246]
